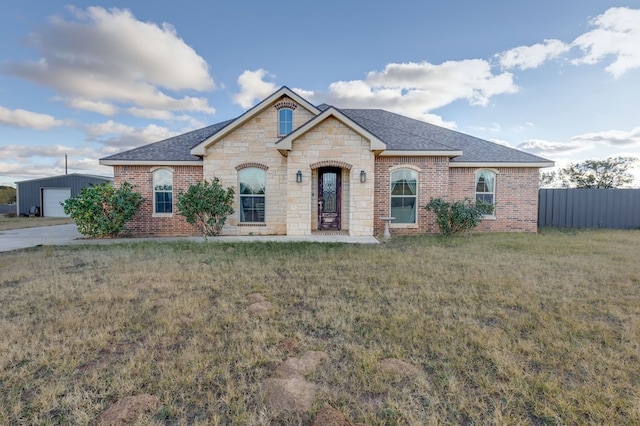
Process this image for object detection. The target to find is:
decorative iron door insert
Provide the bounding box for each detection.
[318,167,341,230]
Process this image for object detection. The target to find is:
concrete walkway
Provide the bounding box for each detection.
[0,224,379,252]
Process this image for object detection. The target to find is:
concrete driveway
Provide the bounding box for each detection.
[0,224,379,252]
[0,224,83,253]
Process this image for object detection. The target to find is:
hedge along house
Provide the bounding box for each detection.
[15,173,113,217]
[100,87,553,237]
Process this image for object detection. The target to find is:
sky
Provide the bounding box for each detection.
[1,1,640,187]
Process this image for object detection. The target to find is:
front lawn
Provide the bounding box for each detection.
[0,230,638,424]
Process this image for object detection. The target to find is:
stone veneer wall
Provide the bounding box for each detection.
[203,97,315,235]
[113,165,203,236]
[448,167,540,233]
[287,117,375,236]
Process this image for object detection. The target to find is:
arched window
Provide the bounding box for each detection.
[390,169,418,224]
[278,108,293,136]
[475,170,496,214]
[153,169,173,214]
[239,168,266,222]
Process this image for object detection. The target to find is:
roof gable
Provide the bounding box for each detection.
[275,106,386,155]
[190,86,320,156]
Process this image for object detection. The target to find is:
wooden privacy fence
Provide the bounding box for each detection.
[538,189,640,229]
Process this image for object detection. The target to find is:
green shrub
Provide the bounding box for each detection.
[425,197,493,235]
[62,182,144,238]
[176,178,235,236]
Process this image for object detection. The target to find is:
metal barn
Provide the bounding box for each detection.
[15,174,113,217]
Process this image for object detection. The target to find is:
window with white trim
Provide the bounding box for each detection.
[278,108,293,136]
[390,168,418,224]
[239,168,266,222]
[153,169,173,214]
[475,170,496,214]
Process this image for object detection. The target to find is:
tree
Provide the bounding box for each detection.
[176,178,235,236]
[542,156,637,189]
[62,182,144,238]
[425,197,493,235]
[0,186,17,204]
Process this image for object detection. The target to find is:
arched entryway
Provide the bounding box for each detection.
[318,167,341,230]
[310,161,353,233]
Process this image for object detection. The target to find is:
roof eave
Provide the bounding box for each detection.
[379,150,463,157]
[99,160,203,166]
[450,161,555,168]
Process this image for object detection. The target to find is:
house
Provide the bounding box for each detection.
[15,173,113,217]
[99,86,553,237]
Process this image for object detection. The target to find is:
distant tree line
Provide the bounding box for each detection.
[540,156,638,189]
[0,186,16,204]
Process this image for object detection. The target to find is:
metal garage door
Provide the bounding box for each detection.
[42,188,71,217]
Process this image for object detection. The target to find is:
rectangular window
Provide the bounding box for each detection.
[278,108,293,136]
[475,171,495,215]
[390,169,418,224]
[240,196,265,222]
[153,169,173,214]
[239,168,266,223]
[154,191,173,213]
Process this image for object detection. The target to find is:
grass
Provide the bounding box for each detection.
[0,229,639,425]
[0,215,74,231]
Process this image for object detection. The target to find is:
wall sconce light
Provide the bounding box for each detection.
[360,170,366,183]
[296,170,302,183]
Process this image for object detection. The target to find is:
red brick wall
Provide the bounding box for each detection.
[449,167,540,233]
[374,158,540,235]
[374,156,450,236]
[113,165,203,236]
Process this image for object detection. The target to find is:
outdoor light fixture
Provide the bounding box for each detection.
[360,170,366,183]
[296,170,302,183]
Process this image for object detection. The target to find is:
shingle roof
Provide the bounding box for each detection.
[340,108,550,163]
[100,106,550,165]
[100,120,233,162]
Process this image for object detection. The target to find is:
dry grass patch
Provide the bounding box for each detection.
[0,230,639,424]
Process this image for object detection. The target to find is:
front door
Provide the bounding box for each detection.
[318,167,341,230]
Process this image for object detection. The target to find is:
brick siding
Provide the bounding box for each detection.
[113,165,203,236]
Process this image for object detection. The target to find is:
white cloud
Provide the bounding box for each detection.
[2,6,215,115]
[316,60,517,126]
[0,143,91,160]
[572,7,640,78]
[85,120,177,150]
[0,105,63,130]
[85,120,135,137]
[66,98,118,115]
[471,123,502,133]
[518,127,640,159]
[571,127,640,147]
[517,139,587,155]
[233,69,278,108]
[498,39,570,70]
[125,108,206,128]
[231,60,512,127]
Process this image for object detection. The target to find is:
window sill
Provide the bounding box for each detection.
[153,213,173,218]
[390,223,419,229]
[482,215,497,220]
[239,223,266,227]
